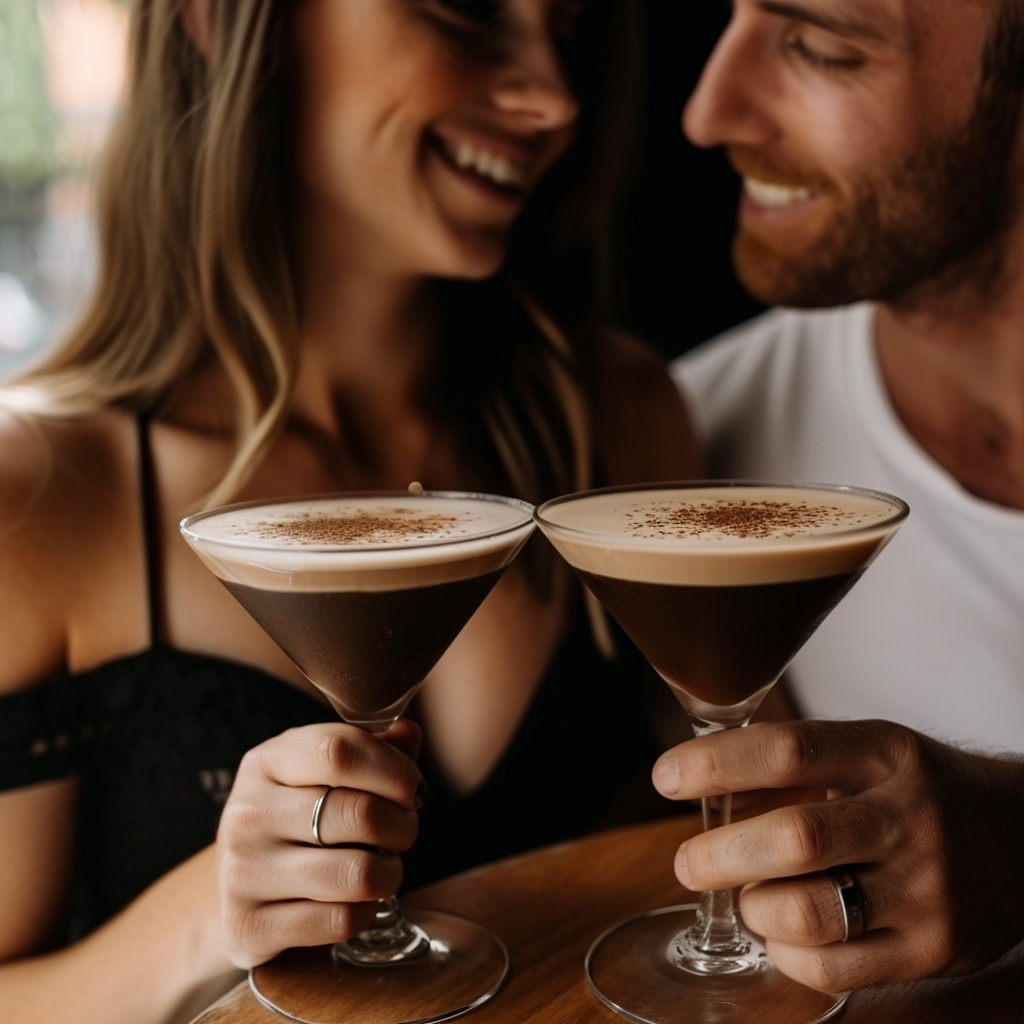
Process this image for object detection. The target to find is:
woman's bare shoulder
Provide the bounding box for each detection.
[594,330,702,485]
[0,405,136,533]
[0,407,138,693]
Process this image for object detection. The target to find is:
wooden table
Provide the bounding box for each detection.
[191,815,1024,1024]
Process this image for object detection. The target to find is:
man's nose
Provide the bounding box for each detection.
[683,14,778,150]
[488,34,580,131]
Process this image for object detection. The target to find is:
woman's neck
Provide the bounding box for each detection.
[295,261,440,433]
[296,187,440,407]
[281,190,452,485]
[166,205,452,490]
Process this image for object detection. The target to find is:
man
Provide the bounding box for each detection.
[650,0,1024,995]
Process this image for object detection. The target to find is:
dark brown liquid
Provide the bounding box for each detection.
[224,571,503,719]
[576,570,863,708]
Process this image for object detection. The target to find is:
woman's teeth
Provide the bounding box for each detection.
[743,177,814,208]
[445,139,527,189]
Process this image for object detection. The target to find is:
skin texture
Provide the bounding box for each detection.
[653,721,1024,991]
[0,1,700,1021]
[675,0,1024,990]
[216,721,423,968]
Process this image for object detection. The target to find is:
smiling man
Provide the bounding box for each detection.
[675,0,1024,741]
[712,0,1023,311]
[651,0,1024,996]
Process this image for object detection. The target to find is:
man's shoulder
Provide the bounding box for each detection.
[670,304,870,439]
[674,304,863,383]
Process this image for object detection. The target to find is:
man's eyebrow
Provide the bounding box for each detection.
[756,1,893,40]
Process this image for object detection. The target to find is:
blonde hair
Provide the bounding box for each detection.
[3,0,637,623]
[3,0,301,506]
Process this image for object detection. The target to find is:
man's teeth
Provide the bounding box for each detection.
[448,140,527,188]
[743,177,813,208]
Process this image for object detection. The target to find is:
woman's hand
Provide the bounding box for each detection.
[652,720,1024,992]
[217,720,422,969]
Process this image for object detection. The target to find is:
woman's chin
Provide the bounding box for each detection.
[429,228,508,281]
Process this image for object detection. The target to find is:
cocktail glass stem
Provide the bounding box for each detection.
[333,896,431,966]
[329,715,432,967]
[669,722,765,977]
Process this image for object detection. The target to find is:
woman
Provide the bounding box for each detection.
[0,0,698,1020]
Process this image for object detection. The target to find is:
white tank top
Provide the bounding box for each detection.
[673,303,1024,754]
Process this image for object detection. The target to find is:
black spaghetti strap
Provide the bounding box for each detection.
[137,414,163,648]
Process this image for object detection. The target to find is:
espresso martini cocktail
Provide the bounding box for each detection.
[538,484,904,727]
[183,493,532,729]
[535,482,908,1024]
[182,491,535,1024]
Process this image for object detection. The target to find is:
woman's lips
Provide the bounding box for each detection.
[437,134,529,188]
[428,128,536,207]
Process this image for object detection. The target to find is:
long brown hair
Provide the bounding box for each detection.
[2,0,639,578]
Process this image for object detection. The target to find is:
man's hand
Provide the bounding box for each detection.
[652,720,1024,992]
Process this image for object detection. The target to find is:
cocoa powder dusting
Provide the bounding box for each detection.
[250,508,465,545]
[625,500,862,540]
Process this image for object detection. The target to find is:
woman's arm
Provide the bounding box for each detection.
[0,414,236,1024]
[595,330,703,486]
[0,722,423,1024]
[0,842,233,1024]
[0,414,424,1023]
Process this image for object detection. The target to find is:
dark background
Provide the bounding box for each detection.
[613,1,765,359]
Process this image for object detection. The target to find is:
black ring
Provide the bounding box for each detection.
[827,868,866,942]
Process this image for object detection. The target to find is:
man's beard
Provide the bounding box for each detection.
[733,77,1024,310]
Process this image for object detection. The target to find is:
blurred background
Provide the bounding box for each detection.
[0,0,762,379]
[616,1,765,354]
[0,0,127,377]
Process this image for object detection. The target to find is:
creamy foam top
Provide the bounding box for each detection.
[537,486,907,586]
[182,494,535,592]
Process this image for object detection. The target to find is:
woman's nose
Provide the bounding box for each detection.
[488,34,580,131]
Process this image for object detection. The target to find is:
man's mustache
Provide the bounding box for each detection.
[727,146,835,193]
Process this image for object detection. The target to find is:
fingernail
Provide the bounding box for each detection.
[676,843,694,890]
[414,778,428,810]
[653,757,679,795]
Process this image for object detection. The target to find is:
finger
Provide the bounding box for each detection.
[227,899,380,968]
[247,723,422,810]
[653,720,910,801]
[227,843,404,903]
[741,873,851,947]
[285,785,419,851]
[767,924,952,992]
[740,862,932,948]
[675,796,902,890]
[717,787,828,817]
[380,719,422,763]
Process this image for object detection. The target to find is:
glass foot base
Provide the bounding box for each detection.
[334,920,431,965]
[250,909,509,1024]
[586,904,848,1024]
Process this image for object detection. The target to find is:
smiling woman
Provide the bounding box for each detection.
[6,0,639,510]
[292,0,581,279]
[0,0,698,1021]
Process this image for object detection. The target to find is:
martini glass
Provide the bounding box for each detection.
[534,481,908,1024]
[181,490,535,1024]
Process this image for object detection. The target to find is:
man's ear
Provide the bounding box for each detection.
[181,0,212,57]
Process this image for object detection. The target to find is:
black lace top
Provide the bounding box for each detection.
[0,419,655,939]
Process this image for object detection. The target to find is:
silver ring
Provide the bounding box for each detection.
[827,868,866,942]
[311,786,332,847]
